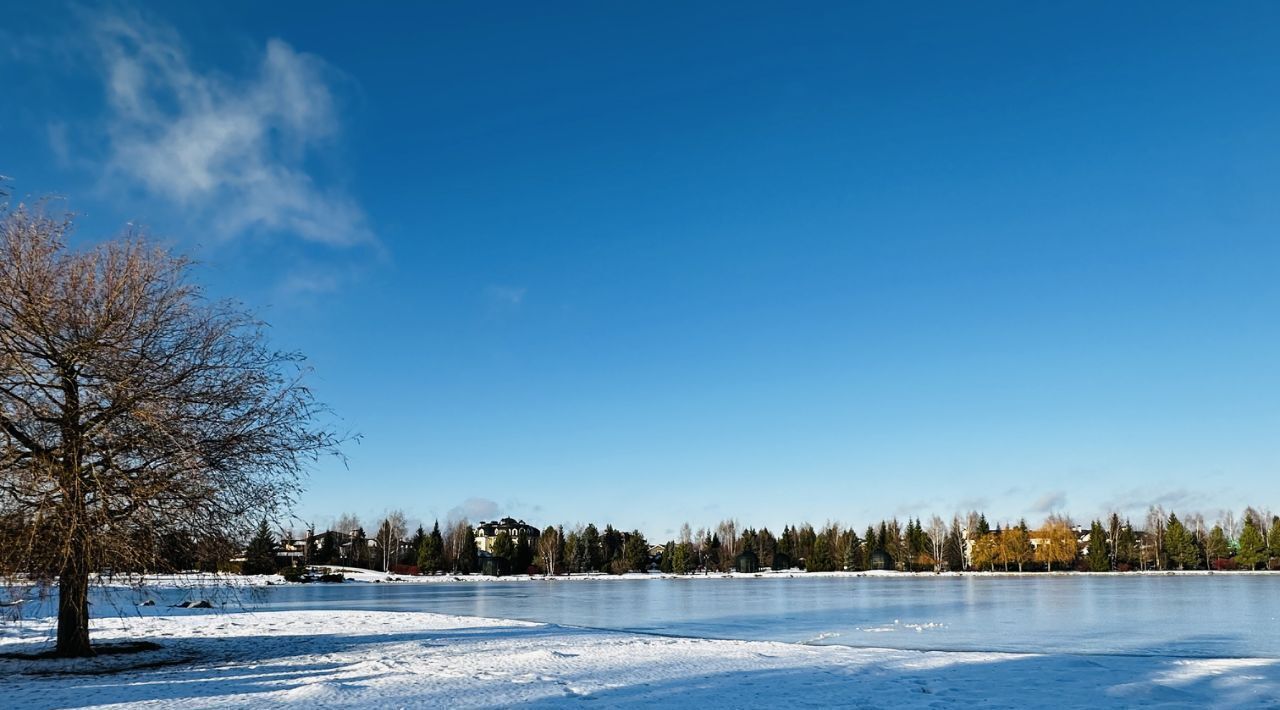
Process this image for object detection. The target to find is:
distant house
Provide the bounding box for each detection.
[474,517,540,553]
[869,549,894,571]
[770,552,793,570]
[735,549,759,574]
[306,530,352,561]
[276,537,306,567]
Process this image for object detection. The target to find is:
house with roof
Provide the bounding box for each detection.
[474,517,540,553]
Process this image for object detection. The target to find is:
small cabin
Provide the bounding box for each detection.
[735,549,759,574]
[869,549,894,571]
[770,552,793,570]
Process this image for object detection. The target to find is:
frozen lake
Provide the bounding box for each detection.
[82,574,1280,659]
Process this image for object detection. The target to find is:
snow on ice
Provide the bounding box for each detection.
[2,608,1278,708]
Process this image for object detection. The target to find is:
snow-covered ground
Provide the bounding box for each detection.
[2,608,1277,708]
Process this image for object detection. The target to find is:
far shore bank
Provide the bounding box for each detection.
[33,565,1275,590]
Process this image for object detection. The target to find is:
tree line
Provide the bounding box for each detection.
[236,504,1280,577]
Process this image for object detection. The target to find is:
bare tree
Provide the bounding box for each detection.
[375,510,408,572]
[716,519,738,572]
[0,205,341,656]
[928,515,947,572]
[335,513,360,536]
[1145,506,1166,570]
[1222,509,1240,543]
[537,525,561,576]
[332,512,361,565]
[445,518,471,572]
[885,519,905,570]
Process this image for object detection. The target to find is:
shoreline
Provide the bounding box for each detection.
[71,566,1280,589]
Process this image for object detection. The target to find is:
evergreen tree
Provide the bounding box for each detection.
[706,534,722,571]
[905,519,922,570]
[1165,514,1199,570]
[777,525,794,560]
[492,531,515,569]
[623,531,649,572]
[1268,517,1280,561]
[419,521,444,574]
[514,533,534,573]
[601,525,623,566]
[943,525,965,571]
[1115,522,1137,569]
[243,519,277,575]
[1237,514,1267,570]
[407,526,427,567]
[350,527,369,568]
[672,542,694,574]
[580,524,602,572]
[808,533,832,572]
[1087,520,1110,572]
[660,541,675,573]
[864,525,877,568]
[571,532,588,573]
[457,526,478,573]
[556,526,567,571]
[314,531,338,564]
[843,529,862,571]
[565,532,586,573]
[976,514,991,536]
[1206,525,1230,567]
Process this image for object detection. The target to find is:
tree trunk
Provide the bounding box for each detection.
[56,559,92,657]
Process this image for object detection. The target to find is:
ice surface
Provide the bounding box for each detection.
[14,571,1274,658]
[3,608,1279,708]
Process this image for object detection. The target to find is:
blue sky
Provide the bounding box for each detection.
[3,3,1279,539]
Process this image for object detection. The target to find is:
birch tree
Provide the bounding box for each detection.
[375,510,407,572]
[928,516,947,572]
[537,525,561,575]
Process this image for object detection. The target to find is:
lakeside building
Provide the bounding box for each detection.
[474,518,541,553]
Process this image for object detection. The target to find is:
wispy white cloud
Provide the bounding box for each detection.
[956,497,991,513]
[88,11,371,247]
[1031,491,1067,514]
[447,497,501,524]
[1112,488,1201,516]
[47,121,71,167]
[485,284,527,307]
[277,268,347,298]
